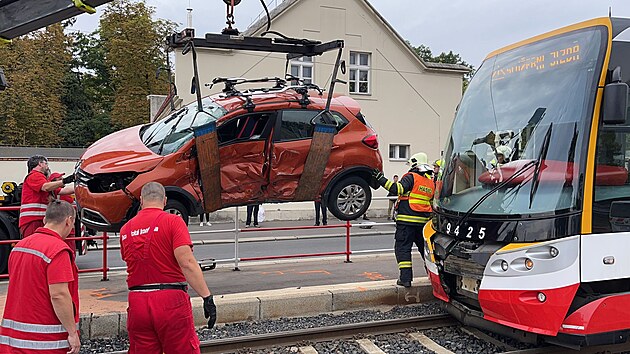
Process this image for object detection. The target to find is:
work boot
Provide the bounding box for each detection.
[397,279,411,288]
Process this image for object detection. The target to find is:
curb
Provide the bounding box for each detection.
[79,277,433,339]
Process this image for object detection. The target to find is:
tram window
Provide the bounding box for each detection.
[592,128,630,233]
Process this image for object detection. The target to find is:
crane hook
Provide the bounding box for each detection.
[222,0,242,35]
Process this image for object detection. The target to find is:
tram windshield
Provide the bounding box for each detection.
[437,26,607,216]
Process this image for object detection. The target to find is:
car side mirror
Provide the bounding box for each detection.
[603,66,628,125]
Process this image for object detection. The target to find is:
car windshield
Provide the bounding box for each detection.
[141,98,227,155]
[437,26,607,216]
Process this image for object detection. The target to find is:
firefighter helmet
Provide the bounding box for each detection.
[407,152,428,169]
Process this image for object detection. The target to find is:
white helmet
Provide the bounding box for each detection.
[496,145,512,158]
[417,163,433,173]
[407,152,428,169]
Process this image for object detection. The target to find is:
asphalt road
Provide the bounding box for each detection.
[76,218,399,271]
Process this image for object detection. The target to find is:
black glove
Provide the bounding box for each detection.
[203,295,217,329]
[62,174,75,185]
[371,168,384,181]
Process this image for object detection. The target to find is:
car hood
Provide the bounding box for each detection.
[80,125,163,174]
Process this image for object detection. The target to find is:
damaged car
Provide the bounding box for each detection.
[75,82,383,232]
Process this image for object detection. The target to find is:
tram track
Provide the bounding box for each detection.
[98,310,630,354]
[198,314,456,353]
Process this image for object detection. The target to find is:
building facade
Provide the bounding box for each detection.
[173,0,468,219]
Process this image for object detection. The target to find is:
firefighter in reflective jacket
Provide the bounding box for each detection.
[372,152,435,288]
[0,200,80,354]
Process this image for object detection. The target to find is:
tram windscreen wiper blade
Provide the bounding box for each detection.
[528,122,553,208]
[455,159,537,231]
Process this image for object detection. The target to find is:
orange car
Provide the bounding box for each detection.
[75,89,382,231]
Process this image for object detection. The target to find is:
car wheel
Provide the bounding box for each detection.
[327,176,372,220]
[165,199,190,225]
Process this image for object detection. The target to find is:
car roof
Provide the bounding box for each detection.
[209,89,362,117]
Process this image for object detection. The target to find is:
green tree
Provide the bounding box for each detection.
[0,24,70,146]
[409,43,475,91]
[99,0,176,129]
[59,30,115,147]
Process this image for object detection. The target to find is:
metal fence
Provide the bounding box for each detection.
[0,196,397,279]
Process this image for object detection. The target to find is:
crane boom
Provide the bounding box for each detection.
[0,0,111,41]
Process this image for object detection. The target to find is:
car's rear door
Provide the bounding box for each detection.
[217,111,275,206]
[268,110,346,201]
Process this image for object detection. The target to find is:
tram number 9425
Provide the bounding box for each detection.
[445,223,486,240]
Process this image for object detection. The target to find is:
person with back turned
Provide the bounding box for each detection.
[372,152,435,288]
[0,200,80,353]
[119,182,217,353]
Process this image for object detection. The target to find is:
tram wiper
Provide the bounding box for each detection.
[529,122,553,208]
[455,159,537,231]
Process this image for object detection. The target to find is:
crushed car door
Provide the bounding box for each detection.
[217,111,275,206]
[269,109,331,201]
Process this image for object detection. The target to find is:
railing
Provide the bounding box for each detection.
[0,196,398,278]
[0,205,111,281]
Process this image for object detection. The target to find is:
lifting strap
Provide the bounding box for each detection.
[0,37,11,45]
[194,121,222,212]
[293,123,336,201]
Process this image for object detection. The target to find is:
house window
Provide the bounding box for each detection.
[290,56,314,84]
[389,144,410,161]
[349,52,370,94]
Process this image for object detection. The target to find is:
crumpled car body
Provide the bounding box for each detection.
[75,91,382,231]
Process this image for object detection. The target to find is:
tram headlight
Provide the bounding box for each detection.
[500,260,508,272]
[549,246,559,258]
[537,292,546,302]
[525,258,534,270]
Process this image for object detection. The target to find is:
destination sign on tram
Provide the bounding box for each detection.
[492,43,581,81]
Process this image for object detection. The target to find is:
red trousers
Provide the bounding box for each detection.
[19,220,44,239]
[127,290,200,354]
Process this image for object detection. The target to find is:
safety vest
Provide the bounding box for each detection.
[399,172,434,213]
[0,228,79,353]
[18,170,50,228]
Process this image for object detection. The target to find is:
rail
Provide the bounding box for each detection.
[0,196,398,278]
[102,314,456,354]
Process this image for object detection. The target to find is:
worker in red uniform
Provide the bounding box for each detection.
[19,155,74,238]
[49,172,77,253]
[120,182,217,354]
[0,200,80,354]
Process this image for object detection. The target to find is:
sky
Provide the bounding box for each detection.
[69,0,630,68]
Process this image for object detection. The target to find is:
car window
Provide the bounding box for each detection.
[278,110,348,142]
[313,111,348,130]
[142,98,227,155]
[218,112,271,145]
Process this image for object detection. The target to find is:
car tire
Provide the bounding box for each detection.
[327,176,372,221]
[165,199,190,225]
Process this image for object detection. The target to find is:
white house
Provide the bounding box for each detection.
[173,0,468,220]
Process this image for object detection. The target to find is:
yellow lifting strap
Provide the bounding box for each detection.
[0,37,11,45]
[73,0,96,14]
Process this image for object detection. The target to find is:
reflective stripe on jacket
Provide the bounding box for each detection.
[0,229,79,353]
[380,170,434,225]
[19,170,50,227]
